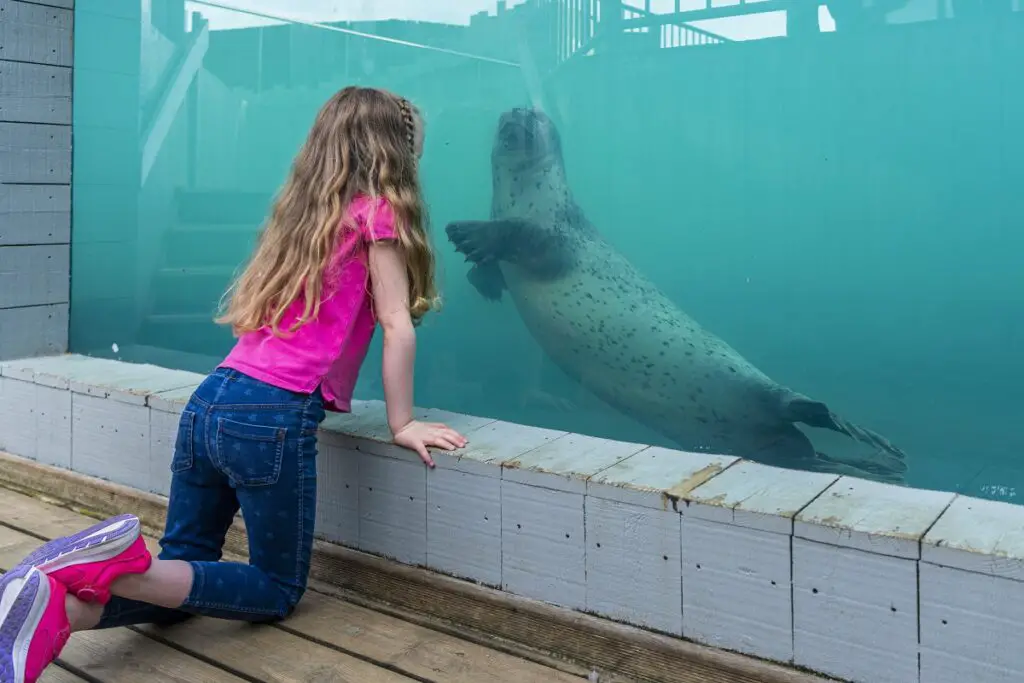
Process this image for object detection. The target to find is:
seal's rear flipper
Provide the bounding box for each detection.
[748,425,905,484]
[467,263,506,302]
[783,395,908,474]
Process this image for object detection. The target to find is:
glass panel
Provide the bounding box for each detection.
[70,0,1024,502]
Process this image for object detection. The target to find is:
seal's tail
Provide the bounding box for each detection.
[783,395,908,474]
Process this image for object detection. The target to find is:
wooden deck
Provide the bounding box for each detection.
[0,487,587,683]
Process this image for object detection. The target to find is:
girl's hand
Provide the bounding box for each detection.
[392,420,468,468]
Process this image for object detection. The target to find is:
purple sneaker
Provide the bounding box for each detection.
[17,514,152,604]
[0,564,71,683]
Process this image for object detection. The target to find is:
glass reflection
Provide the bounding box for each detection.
[70,0,1024,500]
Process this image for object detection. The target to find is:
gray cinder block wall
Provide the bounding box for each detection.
[0,0,74,360]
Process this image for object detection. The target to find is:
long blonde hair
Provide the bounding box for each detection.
[216,86,437,337]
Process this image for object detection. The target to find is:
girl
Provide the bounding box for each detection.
[0,86,468,683]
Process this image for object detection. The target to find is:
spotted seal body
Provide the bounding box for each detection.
[446,108,907,481]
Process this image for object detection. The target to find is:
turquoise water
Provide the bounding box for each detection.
[70,1,1024,501]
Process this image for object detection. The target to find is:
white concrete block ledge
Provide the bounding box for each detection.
[1,354,1021,683]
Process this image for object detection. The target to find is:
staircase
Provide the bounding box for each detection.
[134,188,272,356]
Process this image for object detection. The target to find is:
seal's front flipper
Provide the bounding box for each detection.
[467,262,506,302]
[446,218,573,280]
[783,395,908,477]
[446,219,529,264]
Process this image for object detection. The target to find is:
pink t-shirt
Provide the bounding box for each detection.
[219,194,397,412]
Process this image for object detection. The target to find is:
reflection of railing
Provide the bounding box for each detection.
[140,14,211,184]
[551,0,730,63]
[622,4,729,48]
[621,0,786,29]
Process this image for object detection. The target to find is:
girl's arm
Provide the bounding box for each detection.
[368,241,417,435]
[368,241,468,466]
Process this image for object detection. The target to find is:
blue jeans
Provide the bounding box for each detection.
[94,367,326,628]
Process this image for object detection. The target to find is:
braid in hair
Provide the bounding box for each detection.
[398,98,417,157]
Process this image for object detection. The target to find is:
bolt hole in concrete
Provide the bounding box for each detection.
[596,543,601,548]
[517,524,522,529]
[771,581,777,586]
[942,620,948,625]
[662,555,668,561]
[812,588,819,594]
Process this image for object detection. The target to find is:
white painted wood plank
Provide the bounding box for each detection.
[71,393,150,491]
[358,451,427,565]
[315,441,360,548]
[148,407,179,497]
[683,460,838,534]
[793,538,918,683]
[0,1,74,67]
[0,376,35,458]
[587,446,738,509]
[0,244,68,307]
[148,381,203,413]
[0,121,71,183]
[922,495,1024,580]
[0,304,67,360]
[920,562,1024,683]
[795,477,955,559]
[65,360,204,405]
[1,378,72,467]
[501,480,585,609]
[682,516,793,663]
[0,353,93,386]
[0,60,71,124]
[426,466,502,586]
[586,495,682,634]
[502,433,648,494]
[0,184,71,246]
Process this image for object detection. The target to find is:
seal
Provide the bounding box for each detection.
[445,107,908,482]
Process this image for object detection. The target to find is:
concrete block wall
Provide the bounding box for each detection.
[0,0,74,360]
[3,354,1024,683]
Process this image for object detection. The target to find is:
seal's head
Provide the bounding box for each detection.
[491,107,564,179]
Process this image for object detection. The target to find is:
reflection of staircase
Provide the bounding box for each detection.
[135,189,272,356]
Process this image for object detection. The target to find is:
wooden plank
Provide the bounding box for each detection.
[0,488,579,683]
[40,667,88,683]
[795,477,955,559]
[0,60,72,126]
[281,594,581,683]
[0,61,72,125]
[0,244,69,307]
[0,1,74,67]
[922,495,1024,577]
[138,618,411,683]
[683,460,839,534]
[60,628,246,683]
[0,121,72,184]
[0,183,71,246]
[25,0,74,9]
[0,304,67,360]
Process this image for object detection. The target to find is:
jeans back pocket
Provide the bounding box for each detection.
[214,417,287,487]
